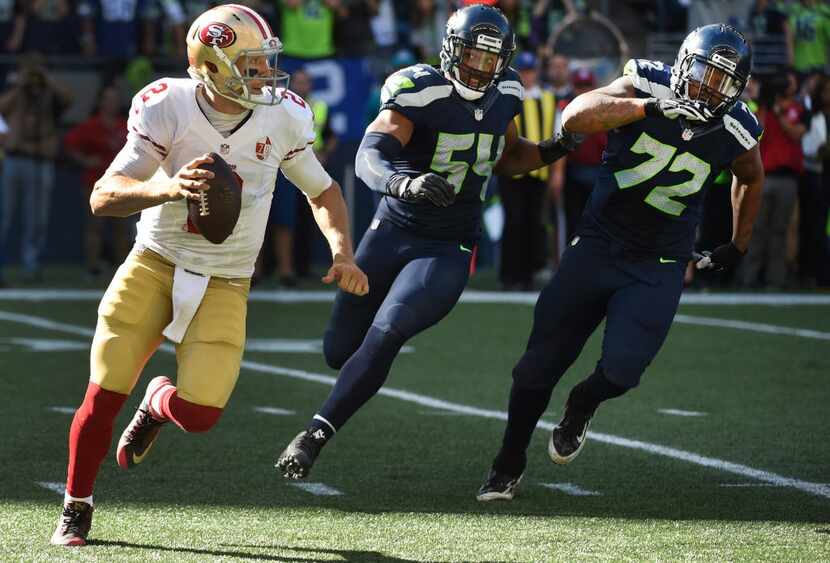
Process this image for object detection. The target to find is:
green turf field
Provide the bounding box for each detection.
[0,289,827,562]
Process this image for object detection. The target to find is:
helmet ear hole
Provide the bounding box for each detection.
[205,61,218,74]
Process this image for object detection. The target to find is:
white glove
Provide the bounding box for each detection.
[645,98,713,122]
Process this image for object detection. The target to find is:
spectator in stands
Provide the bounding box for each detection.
[7,0,77,54]
[545,53,573,101]
[279,0,337,60]
[800,73,830,286]
[497,51,555,291]
[2,1,24,53]
[333,0,379,57]
[141,0,187,57]
[741,71,806,289]
[784,0,830,76]
[749,0,788,37]
[0,53,72,285]
[559,67,606,242]
[78,0,177,59]
[64,84,130,280]
[409,0,449,65]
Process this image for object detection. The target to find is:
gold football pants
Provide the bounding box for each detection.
[90,247,249,408]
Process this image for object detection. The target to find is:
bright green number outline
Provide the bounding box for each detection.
[614,131,711,216]
[430,132,504,201]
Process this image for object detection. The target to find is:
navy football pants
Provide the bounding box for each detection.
[318,219,472,429]
[513,233,685,392]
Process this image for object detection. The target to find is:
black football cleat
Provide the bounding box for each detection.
[275,428,328,480]
[477,468,524,501]
[548,401,593,464]
[50,501,93,546]
[116,376,170,469]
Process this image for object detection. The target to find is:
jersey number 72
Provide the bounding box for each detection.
[614,132,711,216]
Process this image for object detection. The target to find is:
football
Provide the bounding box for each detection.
[187,152,242,244]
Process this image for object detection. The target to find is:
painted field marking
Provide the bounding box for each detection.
[0,338,88,352]
[47,406,76,415]
[674,314,830,341]
[0,288,829,306]
[417,409,474,416]
[246,339,414,354]
[541,483,602,496]
[37,481,66,495]
[253,406,295,416]
[720,483,830,488]
[658,409,707,417]
[4,310,828,501]
[290,483,343,496]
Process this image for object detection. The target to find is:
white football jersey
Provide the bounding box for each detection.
[127,77,326,278]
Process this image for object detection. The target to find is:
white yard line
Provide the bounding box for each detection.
[540,483,602,496]
[5,310,829,501]
[36,481,66,495]
[253,406,295,416]
[1,288,829,305]
[290,482,343,496]
[47,406,76,415]
[674,314,830,340]
[658,409,707,417]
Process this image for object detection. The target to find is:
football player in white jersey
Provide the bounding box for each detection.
[50,4,368,546]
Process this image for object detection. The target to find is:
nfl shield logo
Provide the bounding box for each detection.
[255,136,272,160]
[474,108,484,121]
[682,128,694,141]
[220,143,230,155]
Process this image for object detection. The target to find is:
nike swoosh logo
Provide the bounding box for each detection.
[459,244,472,253]
[131,442,156,464]
[659,257,677,263]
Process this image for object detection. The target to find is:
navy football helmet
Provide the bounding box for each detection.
[440,5,516,101]
[670,24,752,117]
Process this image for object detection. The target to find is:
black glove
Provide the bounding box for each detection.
[645,98,713,122]
[387,172,456,207]
[539,127,584,164]
[693,242,744,272]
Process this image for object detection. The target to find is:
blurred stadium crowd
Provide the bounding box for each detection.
[0,0,827,290]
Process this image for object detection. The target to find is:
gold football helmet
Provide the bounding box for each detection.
[186,4,289,109]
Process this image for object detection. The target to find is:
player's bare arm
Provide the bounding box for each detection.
[563,74,713,135]
[90,154,214,218]
[729,144,764,252]
[561,75,647,134]
[494,119,575,177]
[308,181,369,296]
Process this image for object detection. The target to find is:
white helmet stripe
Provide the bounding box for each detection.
[224,4,272,39]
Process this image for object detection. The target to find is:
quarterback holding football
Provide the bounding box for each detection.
[50,4,368,546]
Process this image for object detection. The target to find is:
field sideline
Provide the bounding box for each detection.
[0,290,827,561]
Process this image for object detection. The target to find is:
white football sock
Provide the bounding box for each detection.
[64,492,93,506]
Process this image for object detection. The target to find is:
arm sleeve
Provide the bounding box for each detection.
[104,136,161,181]
[280,99,316,170]
[281,149,332,198]
[622,58,672,99]
[354,131,406,195]
[126,80,174,162]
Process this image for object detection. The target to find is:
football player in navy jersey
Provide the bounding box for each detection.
[275,4,579,479]
[477,24,766,501]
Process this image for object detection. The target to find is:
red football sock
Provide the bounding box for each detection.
[66,382,128,498]
[152,385,223,433]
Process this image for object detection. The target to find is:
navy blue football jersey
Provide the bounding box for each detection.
[377,64,524,240]
[583,58,764,259]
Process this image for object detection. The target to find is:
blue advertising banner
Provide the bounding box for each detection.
[279,56,374,142]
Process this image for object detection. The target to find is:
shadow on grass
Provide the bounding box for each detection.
[89,539,440,562]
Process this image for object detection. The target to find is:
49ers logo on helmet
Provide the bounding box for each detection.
[199,22,236,48]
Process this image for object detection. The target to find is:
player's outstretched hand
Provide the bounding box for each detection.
[165,154,215,202]
[403,173,456,207]
[322,256,369,296]
[645,98,713,122]
[694,242,744,272]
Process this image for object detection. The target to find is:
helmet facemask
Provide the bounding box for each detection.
[442,33,513,101]
[191,37,290,110]
[673,51,745,117]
